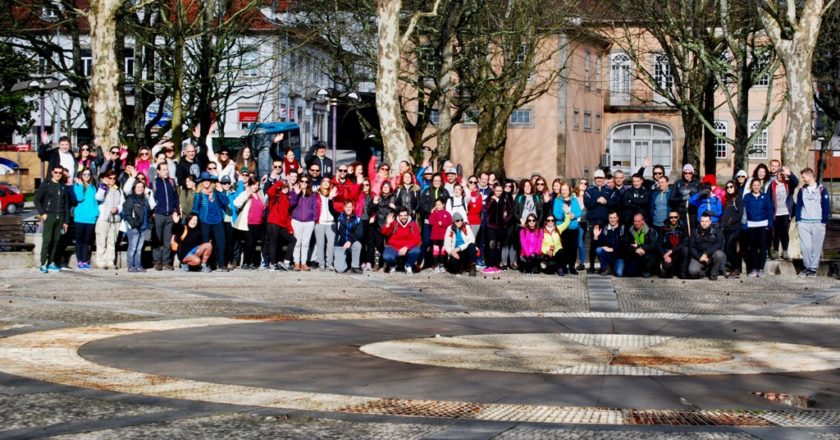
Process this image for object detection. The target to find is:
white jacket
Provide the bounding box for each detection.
[442,224,475,254]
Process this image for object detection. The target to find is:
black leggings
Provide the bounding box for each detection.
[266,223,296,264]
[485,226,502,268]
[560,228,578,270]
[74,222,95,263]
[773,215,791,252]
[243,225,263,266]
[723,228,740,272]
[373,226,387,267]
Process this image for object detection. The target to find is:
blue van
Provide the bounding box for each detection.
[247,122,301,179]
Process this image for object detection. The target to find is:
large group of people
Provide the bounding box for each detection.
[33,132,831,279]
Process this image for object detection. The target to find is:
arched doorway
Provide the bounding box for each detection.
[609,122,673,176]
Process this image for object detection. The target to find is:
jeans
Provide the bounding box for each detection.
[152,213,174,265]
[595,247,624,276]
[126,228,144,270]
[291,220,315,264]
[334,242,362,272]
[383,245,422,268]
[243,225,263,266]
[445,243,476,274]
[314,223,336,268]
[723,228,741,272]
[200,221,226,267]
[40,214,63,266]
[74,222,95,264]
[576,222,587,265]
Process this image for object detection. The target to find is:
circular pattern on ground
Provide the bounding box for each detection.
[3,312,840,427]
[360,333,840,376]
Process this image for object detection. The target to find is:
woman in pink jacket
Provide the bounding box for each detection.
[519,213,543,274]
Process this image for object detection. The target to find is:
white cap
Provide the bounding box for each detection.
[682,164,695,173]
[594,169,605,178]
[736,170,748,178]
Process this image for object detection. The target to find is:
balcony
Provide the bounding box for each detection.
[604,86,675,112]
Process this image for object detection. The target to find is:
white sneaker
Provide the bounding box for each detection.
[405,265,413,274]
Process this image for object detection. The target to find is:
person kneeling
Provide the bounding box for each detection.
[381,207,422,274]
[519,214,543,274]
[688,213,726,280]
[621,213,660,278]
[541,211,571,276]
[442,213,476,276]
[594,211,626,276]
[172,212,214,273]
[333,200,364,273]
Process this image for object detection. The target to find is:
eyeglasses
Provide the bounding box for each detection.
[468,180,477,184]
[273,165,283,169]
[669,216,679,220]
[726,185,735,188]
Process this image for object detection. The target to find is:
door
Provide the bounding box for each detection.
[633,140,650,172]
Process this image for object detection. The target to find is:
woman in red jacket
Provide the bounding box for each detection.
[265,179,297,271]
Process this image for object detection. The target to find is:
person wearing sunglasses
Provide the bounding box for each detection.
[35,165,72,273]
[720,179,744,278]
[540,210,572,276]
[658,210,689,279]
[134,147,153,181]
[518,213,542,274]
[442,212,477,276]
[76,144,99,185]
[305,141,334,178]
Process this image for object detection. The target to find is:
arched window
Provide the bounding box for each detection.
[610,53,631,105]
[609,122,673,176]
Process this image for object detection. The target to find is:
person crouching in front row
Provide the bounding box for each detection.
[442,212,476,276]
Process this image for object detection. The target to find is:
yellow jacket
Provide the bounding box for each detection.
[540,215,570,256]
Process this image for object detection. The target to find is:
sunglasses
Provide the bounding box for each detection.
[219,152,229,155]
[110,150,119,154]
[140,152,149,156]
[683,171,694,175]
[468,180,477,184]
[381,168,390,171]
[726,185,735,188]
[273,165,283,169]
[653,172,663,175]
[669,216,679,220]
[338,169,348,173]
[80,148,89,152]
[527,219,537,223]
[310,168,320,172]
[207,168,217,171]
[546,219,556,223]
[454,219,463,223]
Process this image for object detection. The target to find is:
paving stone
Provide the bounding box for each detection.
[0,393,171,431]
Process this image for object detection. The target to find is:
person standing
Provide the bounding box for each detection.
[151,163,179,271]
[555,183,582,274]
[94,170,124,269]
[289,176,318,271]
[768,165,798,260]
[123,180,153,273]
[720,180,744,278]
[35,165,71,273]
[38,134,77,182]
[305,142,334,179]
[670,164,700,231]
[743,178,774,277]
[72,169,99,270]
[192,172,229,271]
[584,170,618,273]
[265,178,297,271]
[795,168,831,277]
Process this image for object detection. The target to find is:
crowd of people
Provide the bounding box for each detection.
[33,132,831,279]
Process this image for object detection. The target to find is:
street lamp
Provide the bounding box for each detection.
[317,89,361,165]
[11,77,73,178]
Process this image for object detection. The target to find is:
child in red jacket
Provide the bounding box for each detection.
[428,198,453,272]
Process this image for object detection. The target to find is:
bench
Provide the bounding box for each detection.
[0,215,35,252]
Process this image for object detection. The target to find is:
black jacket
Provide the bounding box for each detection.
[371,192,396,227]
[584,185,618,226]
[419,186,449,220]
[658,222,688,254]
[37,142,77,177]
[333,213,364,246]
[34,180,71,221]
[305,148,334,179]
[123,194,151,230]
[670,178,700,214]
[689,224,724,259]
[620,186,651,225]
[514,194,543,224]
[719,194,743,231]
[395,186,420,217]
[174,223,204,260]
[622,224,659,256]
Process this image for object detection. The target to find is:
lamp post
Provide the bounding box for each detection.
[317,89,361,166]
[11,78,73,178]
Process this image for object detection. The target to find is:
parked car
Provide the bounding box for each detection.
[0,184,25,214]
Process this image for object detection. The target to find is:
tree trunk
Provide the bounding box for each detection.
[88,0,126,149]
[434,3,460,162]
[681,110,703,169]
[702,76,717,176]
[732,56,752,174]
[473,109,509,177]
[376,0,411,167]
[170,8,186,150]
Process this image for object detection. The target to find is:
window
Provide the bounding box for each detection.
[610,53,631,105]
[748,121,768,159]
[653,54,672,91]
[124,48,135,78]
[714,121,728,159]
[595,113,601,133]
[242,50,258,77]
[610,122,673,175]
[462,109,479,126]
[515,44,527,66]
[583,49,591,90]
[509,109,532,126]
[80,49,92,77]
[583,112,591,131]
[429,109,439,125]
[753,52,770,87]
[572,109,580,129]
[595,56,602,91]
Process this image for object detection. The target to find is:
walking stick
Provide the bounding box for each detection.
[685,200,691,236]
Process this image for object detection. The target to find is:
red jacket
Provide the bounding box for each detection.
[381,219,421,249]
[331,177,361,212]
[265,182,293,233]
[429,209,452,240]
[467,189,483,224]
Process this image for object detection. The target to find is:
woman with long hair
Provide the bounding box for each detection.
[234,146,257,179]
[264,177,297,271]
[541,209,572,275]
[123,180,152,272]
[173,212,214,272]
[134,147,153,181]
[554,182,582,274]
[72,168,98,270]
[743,178,774,277]
[232,176,267,270]
[395,171,419,217]
[575,178,589,271]
[720,179,743,278]
[289,175,318,271]
[483,183,512,273]
[349,161,365,183]
[313,178,338,270]
[500,180,518,270]
[445,183,470,224]
[76,144,98,185]
[535,177,551,222]
[282,148,302,177]
[357,178,375,270]
[371,180,397,270]
[519,213,542,274]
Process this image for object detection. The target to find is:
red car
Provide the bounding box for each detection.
[0,184,25,215]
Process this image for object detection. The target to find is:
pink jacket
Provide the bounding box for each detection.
[519,228,543,257]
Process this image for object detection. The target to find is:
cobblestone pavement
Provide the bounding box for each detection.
[0,268,839,439]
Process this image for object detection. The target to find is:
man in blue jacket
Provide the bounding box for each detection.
[333,200,364,273]
[151,163,179,271]
[796,168,831,277]
[584,169,618,273]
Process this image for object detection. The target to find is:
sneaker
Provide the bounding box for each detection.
[181,264,190,272]
[351,267,363,274]
[708,273,718,281]
[76,262,85,270]
[201,265,212,273]
[135,267,147,273]
[799,269,809,278]
[40,264,48,273]
[568,267,578,275]
[47,264,61,273]
[217,267,229,273]
[127,267,136,273]
[782,251,790,261]
[576,264,586,271]
[326,265,335,271]
[405,265,414,274]
[726,270,740,279]
[277,262,291,271]
[747,270,758,277]
[163,264,174,271]
[769,250,778,260]
[757,270,765,277]
[587,267,596,274]
[598,268,612,276]
[806,270,818,277]
[482,267,496,274]
[154,263,163,271]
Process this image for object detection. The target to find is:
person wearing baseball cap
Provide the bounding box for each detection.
[444,166,460,195]
[669,163,701,232]
[192,170,229,272]
[583,168,617,273]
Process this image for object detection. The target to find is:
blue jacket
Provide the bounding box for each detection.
[742,191,774,229]
[72,183,99,224]
[152,176,179,216]
[228,181,246,224]
[650,188,672,227]
[584,185,617,226]
[795,183,831,223]
[192,190,229,225]
[689,193,723,224]
[553,196,582,230]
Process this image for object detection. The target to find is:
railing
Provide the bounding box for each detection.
[604,87,673,109]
